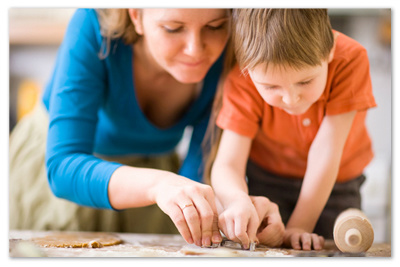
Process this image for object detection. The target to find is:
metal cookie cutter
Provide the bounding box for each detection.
[220,238,257,251]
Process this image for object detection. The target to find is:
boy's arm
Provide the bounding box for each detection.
[211,129,252,201]
[285,110,357,250]
[211,129,258,248]
[212,129,285,248]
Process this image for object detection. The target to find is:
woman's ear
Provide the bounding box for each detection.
[328,31,339,63]
[128,9,144,35]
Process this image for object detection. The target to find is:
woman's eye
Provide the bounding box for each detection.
[206,23,226,31]
[163,26,182,33]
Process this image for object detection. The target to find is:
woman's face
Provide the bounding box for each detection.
[130,9,230,84]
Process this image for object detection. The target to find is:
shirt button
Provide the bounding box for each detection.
[302,118,311,127]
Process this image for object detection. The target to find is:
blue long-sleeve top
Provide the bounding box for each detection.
[42,9,223,210]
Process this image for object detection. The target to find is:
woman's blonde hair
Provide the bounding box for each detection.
[234,9,334,71]
[96,9,140,59]
[202,24,236,185]
[95,8,234,184]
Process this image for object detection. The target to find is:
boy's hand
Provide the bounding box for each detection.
[250,196,285,247]
[217,194,259,249]
[283,228,325,250]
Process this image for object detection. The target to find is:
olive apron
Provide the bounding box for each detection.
[9,102,179,234]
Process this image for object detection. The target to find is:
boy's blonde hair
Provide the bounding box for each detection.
[203,9,334,184]
[233,9,334,71]
[96,9,140,59]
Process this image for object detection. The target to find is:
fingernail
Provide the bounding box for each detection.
[195,239,202,247]
[187,237,194,244]
[212,234,222,243]
[202,237,211,247]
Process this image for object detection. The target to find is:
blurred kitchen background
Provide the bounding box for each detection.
[9,8,392,243]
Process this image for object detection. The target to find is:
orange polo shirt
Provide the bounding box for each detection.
[216,31,377,182]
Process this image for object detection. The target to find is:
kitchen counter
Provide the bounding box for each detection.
[9,230,391,257]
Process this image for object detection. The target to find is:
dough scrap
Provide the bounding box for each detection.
[31,232,122,248]
[179,244,289,257]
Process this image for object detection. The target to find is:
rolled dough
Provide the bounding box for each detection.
[31,231,122,248]
[179,244,289,257]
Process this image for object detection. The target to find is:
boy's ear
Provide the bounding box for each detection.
[328,32,340,63]
[128,9,144,35]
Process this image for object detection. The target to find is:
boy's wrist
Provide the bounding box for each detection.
[217,190,250,209]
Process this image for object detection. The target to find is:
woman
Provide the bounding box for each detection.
[9,8,282,248]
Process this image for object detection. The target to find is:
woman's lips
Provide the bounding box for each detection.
[180,60,204,67]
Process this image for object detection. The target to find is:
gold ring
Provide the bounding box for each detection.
[182,203,194,210]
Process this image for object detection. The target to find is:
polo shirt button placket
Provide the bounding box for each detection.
[302,118,311,127]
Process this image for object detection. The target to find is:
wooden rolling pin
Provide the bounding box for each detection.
[333,208,374,253]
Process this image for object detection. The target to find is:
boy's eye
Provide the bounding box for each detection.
[299,80,312,86]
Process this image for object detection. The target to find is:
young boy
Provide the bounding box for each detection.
[210,9,376,250]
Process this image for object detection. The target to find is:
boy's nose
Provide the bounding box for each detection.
[282,92,300,106]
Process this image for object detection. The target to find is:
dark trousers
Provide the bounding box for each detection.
[246,160,365,239]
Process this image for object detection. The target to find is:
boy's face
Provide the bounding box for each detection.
[248,61,329,115]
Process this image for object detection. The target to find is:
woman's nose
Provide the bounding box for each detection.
[183,32,204,57]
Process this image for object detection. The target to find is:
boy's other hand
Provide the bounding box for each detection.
[250,196,285,247]
[283,228,325,250]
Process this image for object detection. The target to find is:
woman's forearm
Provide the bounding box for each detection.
[108,165,172,210]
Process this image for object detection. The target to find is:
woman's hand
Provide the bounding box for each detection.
[152,174,222,247]
[250,196,285,248]
[283,228,325,250]
[217,193,260,249]
[108,166,221,247]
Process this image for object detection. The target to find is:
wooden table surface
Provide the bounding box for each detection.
[9,230,391,257]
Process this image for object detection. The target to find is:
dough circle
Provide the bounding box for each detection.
[32,232,122,248]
